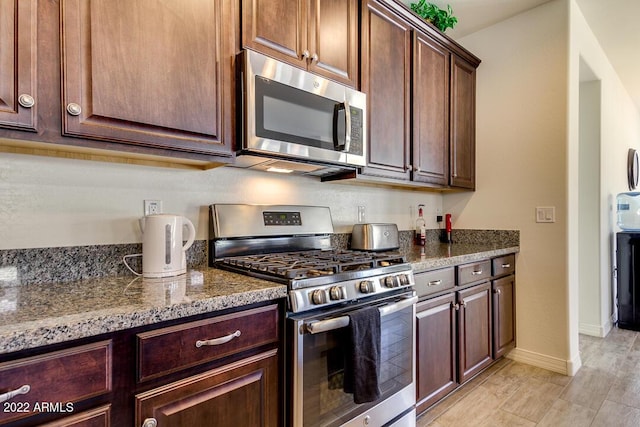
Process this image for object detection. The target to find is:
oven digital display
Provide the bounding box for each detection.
[263,211,302,226]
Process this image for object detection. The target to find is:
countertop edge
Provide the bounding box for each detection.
[1,285,287,356]
[1,245,519,356]
[410,246,520,273]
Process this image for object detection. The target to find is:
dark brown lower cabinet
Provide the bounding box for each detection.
[416,293,457,413]
[457,282,493,383]
[417,265,516,416]
[39,405,111,427]
[492,275,516,359]
[135,349,279,427]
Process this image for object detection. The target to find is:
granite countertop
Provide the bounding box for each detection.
[0,242,518,356]
[403,243,520,273]
[0,268,287,355]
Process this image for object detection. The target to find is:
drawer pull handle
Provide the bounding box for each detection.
[0,385,30,403]
[195,330,241,348]
[471,270,483,275]
[501,263,511,268]
[142,418,158,427]
[428,280,442,286]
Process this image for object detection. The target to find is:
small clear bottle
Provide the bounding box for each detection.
[415,204,426,245]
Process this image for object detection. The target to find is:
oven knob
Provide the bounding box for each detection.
[311,289,327,305]
[399,274,411,285]
[329,286,345,301]
[383,275,400,288]
[359,280,375,294]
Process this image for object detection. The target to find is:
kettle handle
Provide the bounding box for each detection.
[182,217,196,252]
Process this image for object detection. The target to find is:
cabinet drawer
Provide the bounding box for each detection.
[457,260,491,286]
[492,254,515,277]
[137,304,279,382]
[0,341,112,426]
[415,267,455,298]
[40,404,111,427]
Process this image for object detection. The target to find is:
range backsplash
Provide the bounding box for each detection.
[0,230,518,285]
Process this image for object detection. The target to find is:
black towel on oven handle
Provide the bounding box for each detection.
[344,305,381,404]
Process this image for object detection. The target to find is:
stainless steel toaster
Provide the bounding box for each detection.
[351,223,399,251]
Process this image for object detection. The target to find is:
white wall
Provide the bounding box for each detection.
[448,1,571,373]
[568,0,640,340]
[577,77,602,335]
[449,0,640,375]
[0,152,443,249]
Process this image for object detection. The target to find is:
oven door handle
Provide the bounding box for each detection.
[305,295,418,335]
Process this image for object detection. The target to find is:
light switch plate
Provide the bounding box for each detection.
[536,206,556,223]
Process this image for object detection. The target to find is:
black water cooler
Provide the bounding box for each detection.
[616,232,640,330]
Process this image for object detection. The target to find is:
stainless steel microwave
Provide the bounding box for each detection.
[237,49,367,170]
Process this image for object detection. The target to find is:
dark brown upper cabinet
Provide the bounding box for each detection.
[450,55,477,189]
[60,0,236,157]
[242,0,359,87]
[413,30,450,186]
[332,0,480,191]
[0,0,37,131]
[360,0,412,181]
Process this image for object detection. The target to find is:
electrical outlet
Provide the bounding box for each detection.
[144,200,162,216]
[357,206,366,223]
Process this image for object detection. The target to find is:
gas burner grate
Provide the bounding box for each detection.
[218,249,407,281]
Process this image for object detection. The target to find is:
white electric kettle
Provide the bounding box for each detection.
[141,214,196,278]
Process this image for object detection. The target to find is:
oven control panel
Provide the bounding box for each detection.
[289,269,415,313]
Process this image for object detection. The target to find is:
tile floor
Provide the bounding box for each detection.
[416,327,640,426]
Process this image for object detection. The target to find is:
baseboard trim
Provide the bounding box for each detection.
[578,319,614,337]
[507,347,581,376]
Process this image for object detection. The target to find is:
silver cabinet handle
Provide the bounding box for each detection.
[18,94,35,108]
[0,385,30,403]
[452,302,459,311]
[66,103,82,116]
[501,263,511,268]
[471,270,483,275]
[142,418,157,427]
[306,295,418,334]
[311,52,318,62]
[494,289,502,295]
[428,280,442,286]
[195,330,241,348]
[302,50,310,59]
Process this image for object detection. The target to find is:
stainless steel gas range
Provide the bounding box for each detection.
[209,204,417,427]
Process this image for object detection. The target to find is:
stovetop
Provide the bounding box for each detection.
[209,204,415,313]
[217,249,407,283]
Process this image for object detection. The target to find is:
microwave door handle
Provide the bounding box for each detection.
[305,295,417,334]
[332,101,351,152]
[343,100,351,153]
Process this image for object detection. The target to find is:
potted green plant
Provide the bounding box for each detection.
[409,0,458,33]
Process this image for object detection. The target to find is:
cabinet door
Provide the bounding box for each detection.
[307,0,358,87]
[450,55,476,189]
[0,0,37,131]
[412,31,449,186]
[242,0,305,66]
[493,275,515,359]
[416,293,457,414]
[135,350,279,427]
[61,0,235,156]
[360,0,411,181]
[457,282,492,383]
[39,405,111,427]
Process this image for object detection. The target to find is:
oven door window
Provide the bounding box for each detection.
[255,76,342,151]
[299,305,413,427]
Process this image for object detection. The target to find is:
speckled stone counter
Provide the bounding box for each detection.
[0,241,518,356]
[404,243,519,274]
[0,268,287,355]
